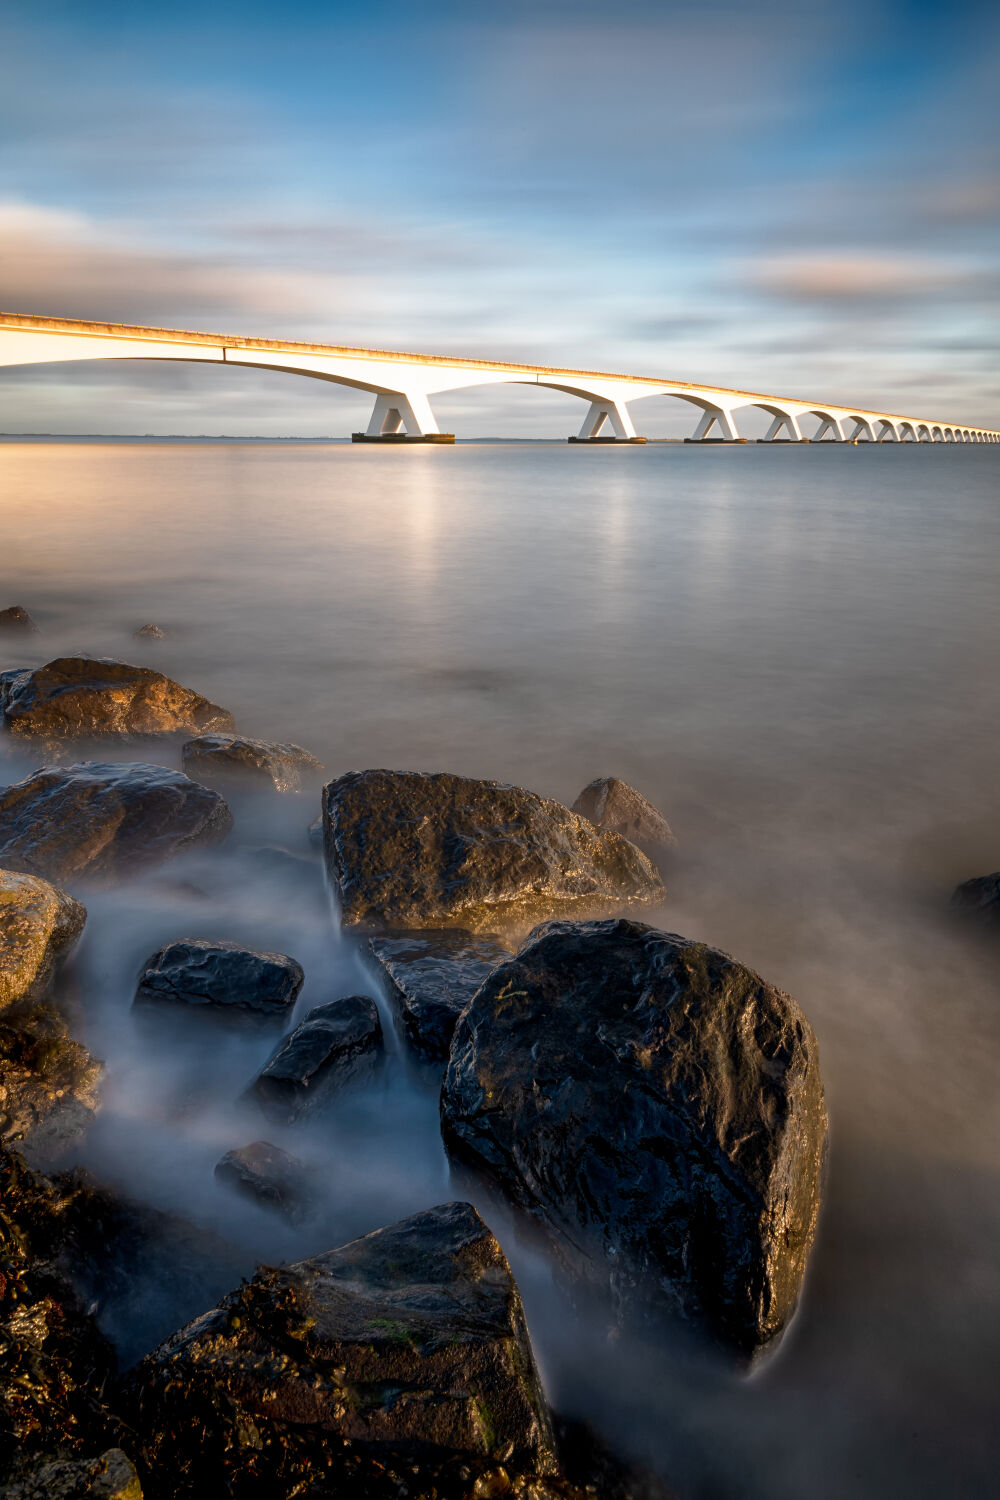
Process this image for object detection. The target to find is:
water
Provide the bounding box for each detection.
[1,438,998,1497]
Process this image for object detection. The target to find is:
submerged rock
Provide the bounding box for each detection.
[0,605,39,635]
[951,871,1000,928]
[182,733,323,793]
[0,869,86,1010]
[368,929,509,1065]
[214,1140,312,1222]
[0,762,232,884]
[250,994,383,1121]
[1,656,234,739]
[323,769,664,938]
[125,1201,559,1499]
[441,918,827,1360]
[132,624,165,640]
[0,1003,102,1160]
[571,776,676,861]
[134,939,303,1018]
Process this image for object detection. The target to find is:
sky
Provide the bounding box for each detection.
[1,0,998,436]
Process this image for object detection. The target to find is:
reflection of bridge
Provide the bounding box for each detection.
[2,311,997,445]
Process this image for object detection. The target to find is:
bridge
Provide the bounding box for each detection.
[1,311,996,445]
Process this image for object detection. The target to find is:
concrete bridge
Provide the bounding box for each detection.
[1,311,997,445]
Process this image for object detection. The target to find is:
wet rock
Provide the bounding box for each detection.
[323,769,664,939]
[0,1144,244,1371]
[441,918,827,1360]
[182,733,323,793]
[214,1140,312,1222]
[132,624,165,640]
[134,939,303,1019]
[2,1448,143,1499]
[0,1003,102,1160]
[308,814,323,846]
[0,1147,120,1485]
[951,871,1000,928]
[571,776,676,861]
[368,929,509,1065]
[0,762,232,885]
[250,994,383,1122]
[0,667,32,716]
[1,656,234,739]
[0,605,39,635]
[125,1201,559,1499]
[0,869,87,1011]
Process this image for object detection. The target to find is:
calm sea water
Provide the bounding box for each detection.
[1,438,999,1498]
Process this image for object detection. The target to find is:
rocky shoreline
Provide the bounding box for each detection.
[0,636,838,1497]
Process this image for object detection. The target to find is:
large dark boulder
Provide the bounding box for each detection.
[1,657,234,739]
[182,734,323,793]
[1,1448,143,1499]
[571,776,676,861]
[0,869,86,1011]
[0,605,39,635]
[125,1201,559,1499]
[134,939,303,1018]
[250,994,383,1121]
[952,871,1000,928]
[441,918,827,1360]
[0,763,232,885]
[368,929,509,1065]
[323,770,664,939]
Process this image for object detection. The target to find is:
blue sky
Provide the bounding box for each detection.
[1,0,998,434]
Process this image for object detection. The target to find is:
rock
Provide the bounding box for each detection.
[0,1003,102,1160]
[132,624,165,640]
[0,869,87,1011]
[214,1141,312,1222]
[441,918,828,1360]
[952,871,1000,928]
[308,815,323,846]
[0,1144,244,1371]
[0,605,39,635]
[0,667,32,715]
[368,929,509,1065]
[323,769,665,939]
[250,994,383,1122]
[134,939,303,1019]
[1,656,234,739]
[571,776,676,861]
[0,1147,120,1485]
[0,762,232,885]
[2,1449,143,1499]
[125,1201,559,1499]
[182,733,323,793]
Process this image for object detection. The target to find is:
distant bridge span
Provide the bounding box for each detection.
[1,311,997,445]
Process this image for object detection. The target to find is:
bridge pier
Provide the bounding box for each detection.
[688,404,743,441]
[568,398,645,442]
[353,390,454,443]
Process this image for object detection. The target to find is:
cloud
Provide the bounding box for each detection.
[743,251,995,303]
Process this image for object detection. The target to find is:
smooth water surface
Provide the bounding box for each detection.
[1,439,998,1498]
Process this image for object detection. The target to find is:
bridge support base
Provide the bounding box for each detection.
[352,432,455,443]
[567,435,646,443]
[684,437,748,443]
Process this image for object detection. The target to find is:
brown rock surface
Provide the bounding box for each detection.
[571,776,676,859]
[323,769,664,939]
[0,869,86,1011]
[1,656,233,739]
[181,733,323,793]
[125,1201,560,1499]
